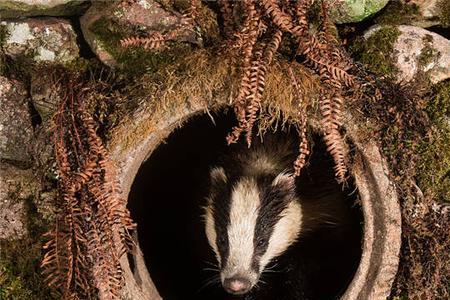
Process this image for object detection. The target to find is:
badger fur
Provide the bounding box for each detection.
[203,132,353,299]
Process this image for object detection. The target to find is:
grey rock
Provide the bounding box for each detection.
[1,18,79,63]
[0,76,33,164]
[80,0,198,67]
[364,25,450,84]
[0,0,90,18]
[30,71,60,121]
[0,163,40,240]
[409,0,449,28]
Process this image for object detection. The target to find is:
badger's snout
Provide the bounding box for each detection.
[223,276,252,295]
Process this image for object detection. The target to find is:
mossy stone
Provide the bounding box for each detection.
[0,0,90,18]
[332,0,390,24]
[350,26,400,76]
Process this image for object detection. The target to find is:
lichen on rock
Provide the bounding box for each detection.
[353,25,450,83]
[80,0,200,71]
[0,166,57,299]
[0,164,40,240]
[0,76,33,164]
[1,18,79,63]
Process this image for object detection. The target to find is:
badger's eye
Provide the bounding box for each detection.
[218,235,226,247]
[257,238,267,249]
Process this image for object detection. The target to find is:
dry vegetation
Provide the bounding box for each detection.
[40,68,135,300]
[121,0,368,181]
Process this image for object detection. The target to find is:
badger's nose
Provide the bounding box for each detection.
[223,277,252,295]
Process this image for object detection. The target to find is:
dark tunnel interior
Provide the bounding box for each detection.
[127,109,363,300]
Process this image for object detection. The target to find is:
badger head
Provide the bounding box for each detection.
[204,167,302,295]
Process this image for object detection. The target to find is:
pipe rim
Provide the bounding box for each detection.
[112,105,401,300]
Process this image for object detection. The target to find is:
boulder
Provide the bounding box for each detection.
[1,18,79,63]
[0,0,90,18]
[409,0,450,28]
[0,163,40,240]
[375,0,450,28]
[332,0,390,24]
[0,76,33,164]
[364,25,450,83]
[80,0,199,68]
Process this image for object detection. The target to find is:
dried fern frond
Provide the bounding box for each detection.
[219,0,235,37]
[120,32,166,50]
[245,29,283,145]
[288,65,310,176]
[41,69,135,300]
[120,0,359,181]
[226,0,261,145]
[220,0,359,181]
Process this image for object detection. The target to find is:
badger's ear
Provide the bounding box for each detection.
[271,172,295,191]
[210,166,227,184]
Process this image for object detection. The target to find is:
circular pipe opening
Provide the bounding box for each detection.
[127,110,363,299]
[113,103,401,300]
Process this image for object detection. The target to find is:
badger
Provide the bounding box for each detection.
[203,131,353,299]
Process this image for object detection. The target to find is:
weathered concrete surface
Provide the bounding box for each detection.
[109,69,401,299]
[332,0,390,24]
[0,0,90,18]
[341,142,401,300]
[365,25,450,83]
[0,76,33,164]
[1,18,79,63]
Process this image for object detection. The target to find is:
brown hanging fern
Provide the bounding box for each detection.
[120,0,361,181]
[288,65,309,177]
[219,0,358,181]
[41,69,135,300]
[120,32,166,50]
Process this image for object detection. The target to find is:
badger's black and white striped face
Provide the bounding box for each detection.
[204,167,302,295]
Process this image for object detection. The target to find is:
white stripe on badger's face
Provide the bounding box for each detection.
[259,200,302,269]
[204,205,219,262]
[204,167,227,263]
[221,177,260,283]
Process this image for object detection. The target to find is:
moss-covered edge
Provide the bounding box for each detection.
[349,25,400,76]
[88,16,193,76]
[0,23,9,75]
[437,0,450,28]
[375,1,420,26]
[417,80,450,202]
[418,34,440,68]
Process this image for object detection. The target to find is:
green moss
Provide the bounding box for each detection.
[89,17,193,76]
[0,198,59,299]
[418,34,440,67]
[417,81,450,202]
[436,0,450,27]
[350,26,400,76]
[0,24,8,46]
[375,1,420,25]
[0,24,8,75]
